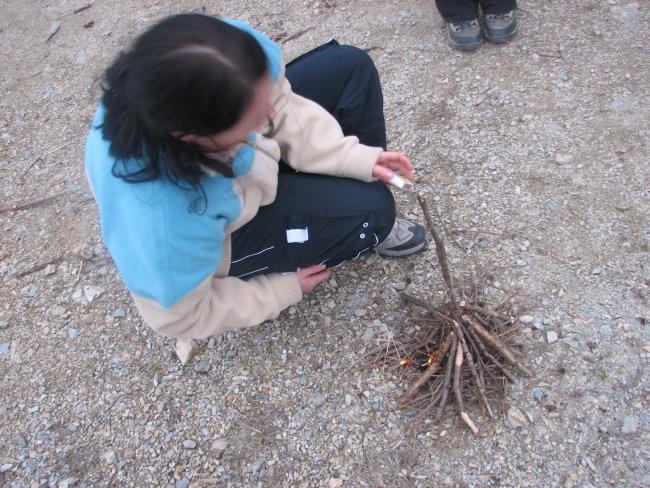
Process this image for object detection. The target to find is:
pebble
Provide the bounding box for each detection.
[328,478,343,488]
[182,440,197,449]
[100,451,116,465]
[362,329,374,341]
[547,331,558,343]
[354,309,366,317]
[194,360,210,373]
[622,416,638,434]
[211,438,227,458]
[44,264,56,276]
[312,392,325,407]
[394,281,407,291]
[175,338,197,365]
[112,308,126,318]
[83,285,104,302]
[0,321,8,329]
[175,478,190,488]
[67,328,79,339]
[519,315,534,324]
[592,267,602,275]
[506,406,529,429]
[14,433,28,448]
[25,458,37,475]
[0,343,10,356]
[554,154,574,164]
[59,477,79,488]
[532,388,545,402]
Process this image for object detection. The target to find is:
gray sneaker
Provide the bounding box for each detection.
[375,219,427,257]
[447,19,482,51]
[484,10,518,43]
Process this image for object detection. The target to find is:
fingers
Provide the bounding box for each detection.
[296,264,332,292]
[375,151,415,181]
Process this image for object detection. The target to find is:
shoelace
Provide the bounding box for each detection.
[450,19,479,31]
[486,11,513,21]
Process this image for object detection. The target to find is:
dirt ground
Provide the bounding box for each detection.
[1,1,648,487]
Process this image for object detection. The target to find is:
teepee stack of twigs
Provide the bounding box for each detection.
[373,195,532,434]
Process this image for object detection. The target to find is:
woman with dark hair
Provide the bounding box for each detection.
[85,14,426,338]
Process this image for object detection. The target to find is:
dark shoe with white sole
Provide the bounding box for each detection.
[447,19,482,51]
[375,219,427,257]
[484,10,518,43]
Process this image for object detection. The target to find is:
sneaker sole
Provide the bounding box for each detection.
[485,23,518,43]
[376,240,427,258]
[447,36,482,51]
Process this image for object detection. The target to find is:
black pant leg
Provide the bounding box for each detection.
[229,174,395,278]
[285,41,387,149]
[435,0,480,22]
[479,0,517,15]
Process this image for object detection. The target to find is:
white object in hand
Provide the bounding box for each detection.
[388,173,413,190]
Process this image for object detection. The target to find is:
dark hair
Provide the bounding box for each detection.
[100,14,268,185]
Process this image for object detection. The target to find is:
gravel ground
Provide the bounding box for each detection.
[1,1,648,487]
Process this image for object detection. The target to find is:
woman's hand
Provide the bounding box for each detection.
[296,264,331,293]
[372,151,414,185]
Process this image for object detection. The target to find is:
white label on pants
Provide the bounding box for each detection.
[286,228,309,243]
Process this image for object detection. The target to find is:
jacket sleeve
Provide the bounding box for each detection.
[267,67,383,182]
[132,272,302,339]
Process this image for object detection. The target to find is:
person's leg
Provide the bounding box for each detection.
[285,41,387,149]
[229,173,395,278]
[480,0,517,15]
[435,0,479,23]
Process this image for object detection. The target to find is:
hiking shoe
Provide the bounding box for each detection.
[447,19,482,51]
[375,219,427,257]
[484,10,518,43]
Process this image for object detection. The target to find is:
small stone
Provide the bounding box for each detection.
[44,264,57,276]
[211,438,227,458]
[394,281,407,291]
[592,267,602,275]
[506,406,529,429]
[67,328,79,339]
[175,478,190,488]
[83,285,104,302]
[328,478,343,488]
[175,338,198,365]
[313,392,325,407]
[354,309,366,317]
[519,315,534,324]
[622,416,638,434]
[532,388,545,402]
[345,394,353,406]
[0,343,10,356]
[182,440,197,449]
[582,457,597,473]
[59,477,79,488]
[327,300,336,309]
[14,433,28,448]
[25,458,37,475]
[113,308,126,318]
[0,463,12,473]
[194,360,210,373]
[546,331,558,343]
[100,451,117,465]
[0,321,8,329]
[362,329,374,341]
[554,154,574,164]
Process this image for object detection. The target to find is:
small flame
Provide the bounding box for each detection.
[421,352,437,368]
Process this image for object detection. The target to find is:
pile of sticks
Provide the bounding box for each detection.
[373,195,532,434]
